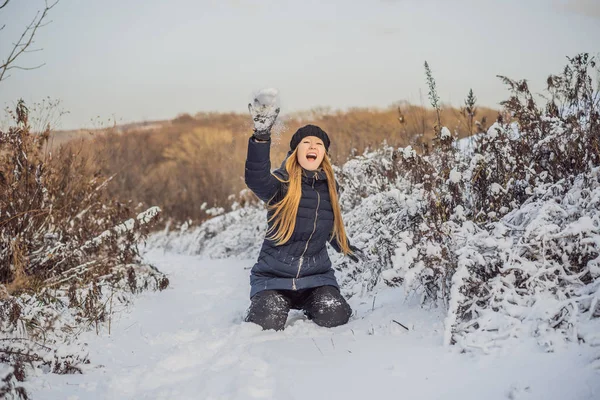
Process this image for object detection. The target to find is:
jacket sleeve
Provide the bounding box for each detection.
[244,136,282,204]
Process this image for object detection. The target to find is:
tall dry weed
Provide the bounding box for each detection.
[80,105,496,225]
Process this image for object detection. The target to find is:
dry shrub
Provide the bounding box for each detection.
[388,53,600,347]
[0,100,168,396]
[6,238,28,294]
[78,104,496,226]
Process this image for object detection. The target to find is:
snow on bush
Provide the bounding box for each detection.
[145,193,266,260]
[445,168,600,350]
[387,54,600,350]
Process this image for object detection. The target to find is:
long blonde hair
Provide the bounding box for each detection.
[265,148,353,256]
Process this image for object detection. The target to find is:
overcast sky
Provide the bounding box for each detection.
[0,0,598,130]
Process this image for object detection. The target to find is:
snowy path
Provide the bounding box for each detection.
[28,251,599,400]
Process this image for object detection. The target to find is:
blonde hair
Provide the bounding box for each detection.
[265,148,353,256]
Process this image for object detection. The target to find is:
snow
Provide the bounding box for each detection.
[81,206,161,250]
[487,122,501,139]
[444,261,470,346]
[490,182,503,194]
[454,133,480,156]
[402,145,416,160]
[441,126,451,139]
[25,250,600,399]
[253,88,279,109]
[449,168,462,183]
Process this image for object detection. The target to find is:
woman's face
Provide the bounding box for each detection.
[297,136,326,171]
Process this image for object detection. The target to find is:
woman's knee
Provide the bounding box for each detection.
[245,290,290,331]
[311,302,351,327]
[305,286,352,328]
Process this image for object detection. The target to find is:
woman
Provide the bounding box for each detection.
[244,99,363,331]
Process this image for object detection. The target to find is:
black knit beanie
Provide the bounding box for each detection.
[290,125,331,153]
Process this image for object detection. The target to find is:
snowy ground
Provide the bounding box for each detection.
[26,250,599,400]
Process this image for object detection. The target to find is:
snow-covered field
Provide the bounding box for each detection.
[25,250,599,400]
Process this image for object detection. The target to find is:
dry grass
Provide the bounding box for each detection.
[6,238,29,294]
[69,104,498,225]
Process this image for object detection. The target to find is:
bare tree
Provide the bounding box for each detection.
[0,0,59,83]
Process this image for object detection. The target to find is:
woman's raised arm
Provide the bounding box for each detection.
[244,136,282,203]
[244,95,282,204]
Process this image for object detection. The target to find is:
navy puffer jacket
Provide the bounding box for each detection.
[244,136,346,298]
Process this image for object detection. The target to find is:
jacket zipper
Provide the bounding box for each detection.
[292,172,320,290]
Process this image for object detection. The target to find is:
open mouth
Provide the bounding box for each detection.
[306,152,317,161]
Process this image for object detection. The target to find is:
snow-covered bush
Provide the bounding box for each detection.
[445,169,600,350]
[387,53,600,349]
[0,101,169,398]
[145,201,266,260]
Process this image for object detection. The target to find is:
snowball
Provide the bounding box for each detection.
[253,88,280,108]
[250,88,281,133]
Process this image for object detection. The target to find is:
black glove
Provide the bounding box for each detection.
[347,244,366,263]
[248,96,280,141]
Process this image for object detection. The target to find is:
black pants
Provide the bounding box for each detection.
[245,285,352,331]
